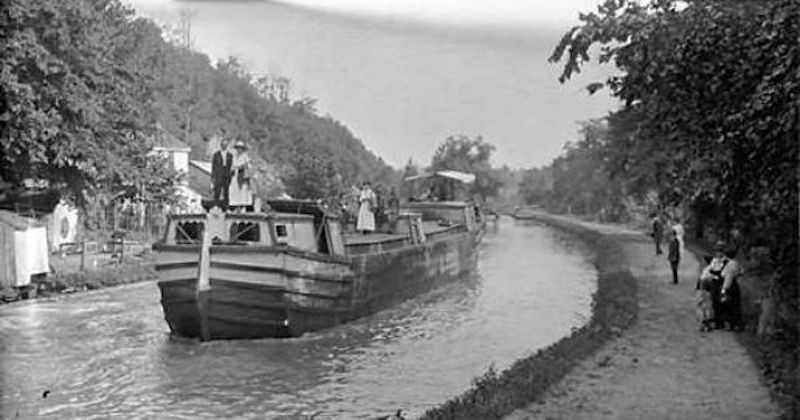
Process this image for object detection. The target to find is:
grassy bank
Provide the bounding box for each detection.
[421,214,639,419]
[37,258,157,297]
[0,258,158,305]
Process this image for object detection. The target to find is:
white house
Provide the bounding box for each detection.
[149,130,204,213]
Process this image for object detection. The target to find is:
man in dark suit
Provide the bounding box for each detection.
[651,213,664,255]
[211,136,233,209]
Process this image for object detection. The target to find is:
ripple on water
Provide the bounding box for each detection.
[0,219,596,419]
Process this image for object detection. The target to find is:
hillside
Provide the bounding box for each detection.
[1,0,397,204]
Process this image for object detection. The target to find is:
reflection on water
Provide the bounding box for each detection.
[0,219,595,419]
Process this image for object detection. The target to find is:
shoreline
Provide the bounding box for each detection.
[0,259,157,307]
[422,212,640,419]
[424,211,782,419]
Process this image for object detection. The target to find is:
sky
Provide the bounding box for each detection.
[126,0,620,169]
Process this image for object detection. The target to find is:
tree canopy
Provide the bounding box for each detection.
[430,135,502,201]
[538,0,797,336]
[1,0,397,210]
[1,0,168,207]
[550,0,798,246]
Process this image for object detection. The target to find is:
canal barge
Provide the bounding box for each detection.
[154,199,484,340]
[511,206,540,220]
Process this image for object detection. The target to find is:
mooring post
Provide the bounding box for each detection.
[197,228,211,341]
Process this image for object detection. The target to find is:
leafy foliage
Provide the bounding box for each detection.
[542,0,798,373]
[1,0,167,208]
[1,0,397,210]
[550,0,798,249]
[430,135,502,201]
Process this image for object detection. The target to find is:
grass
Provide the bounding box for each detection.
[35,257,157,296]
[421,216,638,419]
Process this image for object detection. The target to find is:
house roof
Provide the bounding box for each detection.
[0,210,44,230]
[0,189,61,216]
[188,160,212,198]
[190,160,212,174]
[152,129,190,151]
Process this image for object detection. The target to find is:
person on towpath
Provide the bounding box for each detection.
[667,227,681,284]
[650,213,664,255]
[699,241,744,330]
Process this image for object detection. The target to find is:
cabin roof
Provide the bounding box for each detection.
[266,199,338,219]
[0,210,44,230]
[402,200,472,209]
[190,160,212,174]
[151,129,190,151]
[404,170,475,184]
[167,211,313,222]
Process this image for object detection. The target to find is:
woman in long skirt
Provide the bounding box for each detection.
[228,139,252,211]
[696,255,717,331]
[356,182,376,234]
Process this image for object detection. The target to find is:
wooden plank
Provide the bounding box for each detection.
[209,265,287,288]
[155,266,199,282]
[212,252,353,278]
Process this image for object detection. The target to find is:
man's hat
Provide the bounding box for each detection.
[713,240,727,252]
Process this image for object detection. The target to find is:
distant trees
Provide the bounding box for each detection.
[430,135,502,201]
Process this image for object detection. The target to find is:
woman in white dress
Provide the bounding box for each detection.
[356,182,376,234]
[228,139,252,211]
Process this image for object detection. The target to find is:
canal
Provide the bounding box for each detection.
[0,218,596,419]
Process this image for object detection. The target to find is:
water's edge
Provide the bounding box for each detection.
[1,220,598,419]
[422,213,640,419]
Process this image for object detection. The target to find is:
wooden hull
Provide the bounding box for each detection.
[156,229,481,340]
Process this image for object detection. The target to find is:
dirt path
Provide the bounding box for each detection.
[506,217,780,420]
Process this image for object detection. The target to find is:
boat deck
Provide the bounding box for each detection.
[343,221,460,245]
[343,232,407,246]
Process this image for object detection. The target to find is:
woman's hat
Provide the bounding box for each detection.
[713,240,727,252]
[233,139,247,149]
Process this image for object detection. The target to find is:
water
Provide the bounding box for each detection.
[0,219,595,419]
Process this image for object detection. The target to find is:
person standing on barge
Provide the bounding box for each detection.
[357,181,376,234]
[211,135,233,210]
[228,139,253,212]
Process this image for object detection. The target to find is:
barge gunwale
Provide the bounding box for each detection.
[209,261,353,283]
[156,199,485,340]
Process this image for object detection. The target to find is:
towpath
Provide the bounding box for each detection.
[506,216,780,420]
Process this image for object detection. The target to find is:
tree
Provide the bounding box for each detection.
[550,0,798,241]
[518,167,551,205]
[281,138,344,199]
[430,135,502,201]
[550,0,798,338]
[1,0,174,210]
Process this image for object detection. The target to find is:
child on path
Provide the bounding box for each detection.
[696,255,716,331]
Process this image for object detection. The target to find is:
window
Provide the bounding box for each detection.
[175,221,203,244]
[275,224,288,238]
[230,222,260,242]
